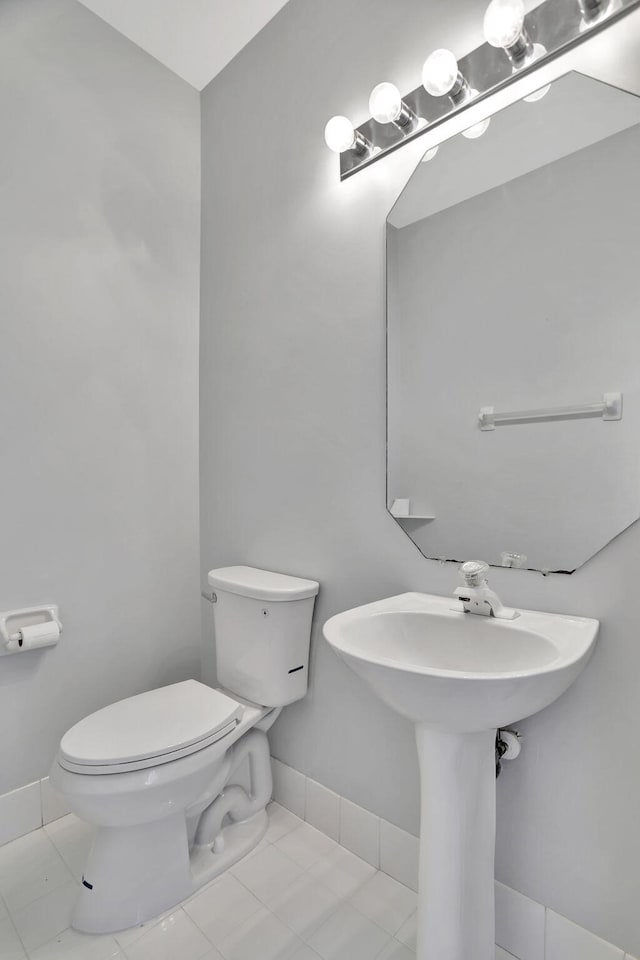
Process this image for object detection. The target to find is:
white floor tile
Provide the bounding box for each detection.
[47,816,94,849]
[0,782,41,847]
[5,807,633,960]
[265,803,304,844]
[375,940,415,960]
[11,879,78,953]
[305,781,340,843]
[28,926,122,960]
[269,872,340,940]
[271,761,306,819]
[231,844,303,906]
[0,846,74,913]
[349,871,416,936]
[0,914,26,960]
[378,822,419,893]
[0,837,59,913]
[43,814,78,838]
[125,909,212,960]
[289,946,323,960]
[218,905,302,960]
[307,902,391,960]
[395,912,416,952]
[274,823,337,870]
[339,799,379,869]
[495,881,544,960]
[184,873,263,948]
[545,911,624,960]
[113,910,173,951]
[308,846,376,900]
[0,829,59,877]
[225,836,272,873]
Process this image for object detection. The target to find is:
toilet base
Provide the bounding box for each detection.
[73,812,193,934]
[72,808,268,934]
[190,807,268,887]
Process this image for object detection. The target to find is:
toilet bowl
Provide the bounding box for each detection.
[50,566,319,934]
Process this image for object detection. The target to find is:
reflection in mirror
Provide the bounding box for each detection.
[387,73,640,573]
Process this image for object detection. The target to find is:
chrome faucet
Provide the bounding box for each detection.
[454,561,518,620]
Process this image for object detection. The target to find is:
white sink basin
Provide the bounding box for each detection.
[323,592,598,732]
[323,591,598,960]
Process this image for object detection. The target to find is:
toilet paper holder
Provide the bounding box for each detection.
[0,605,61,655]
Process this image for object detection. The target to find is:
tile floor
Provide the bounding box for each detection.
[0,802,515,960]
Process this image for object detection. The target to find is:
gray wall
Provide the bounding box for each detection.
[0,0,201,791]
[200,0,640,953]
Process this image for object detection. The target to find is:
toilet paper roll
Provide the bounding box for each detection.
[17,620,60,650]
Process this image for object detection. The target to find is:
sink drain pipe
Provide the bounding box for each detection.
[496,729,521,777]
[194,729,272,850]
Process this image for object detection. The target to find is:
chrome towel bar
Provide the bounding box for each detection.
[478,392,622,431]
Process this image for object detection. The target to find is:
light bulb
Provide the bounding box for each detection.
[422,49,459,97]
[483,0,526,48]
[462,117,491,139]
[324,116,356,153]
[369,82,403,124]
[578,0,613,26]
[524,82,551,102]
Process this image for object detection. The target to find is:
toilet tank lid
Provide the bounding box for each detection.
[208,565,319,601]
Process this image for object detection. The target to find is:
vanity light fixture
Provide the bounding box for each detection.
[324,115,373,155]
[483,0,536,66]
[423,49,492,135]
[422,49,471,104]
[325,0,640,180]
[484,0,550,100]
[369,82,421,131]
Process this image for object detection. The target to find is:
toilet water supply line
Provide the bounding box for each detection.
[496,729,521,776]
[194,729,273,850]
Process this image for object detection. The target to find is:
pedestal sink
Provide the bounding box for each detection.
[323,592,598,960]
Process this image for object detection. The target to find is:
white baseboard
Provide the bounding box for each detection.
[0,776,70,847]
[271,757,634,960]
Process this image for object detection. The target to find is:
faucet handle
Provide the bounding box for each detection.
[460,561,490,587]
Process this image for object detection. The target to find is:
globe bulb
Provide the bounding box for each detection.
[462,117,491,139]
[422,146,439,162]
[483,0,526,48]
[369,82,403,124]
[324,116,356,153]
[422,49,459,97]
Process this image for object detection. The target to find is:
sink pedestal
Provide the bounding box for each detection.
[415,725,496,960]
[323,591,598,959]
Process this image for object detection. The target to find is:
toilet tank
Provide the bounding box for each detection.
[207,566,319,707]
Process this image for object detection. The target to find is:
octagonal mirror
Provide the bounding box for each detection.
[387,72,640,573]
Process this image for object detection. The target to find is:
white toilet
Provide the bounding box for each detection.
[50,566,319,934]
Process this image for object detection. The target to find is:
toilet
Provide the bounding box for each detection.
[50,566,319,934]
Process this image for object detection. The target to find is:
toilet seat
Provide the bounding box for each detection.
[59,680,244,775]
